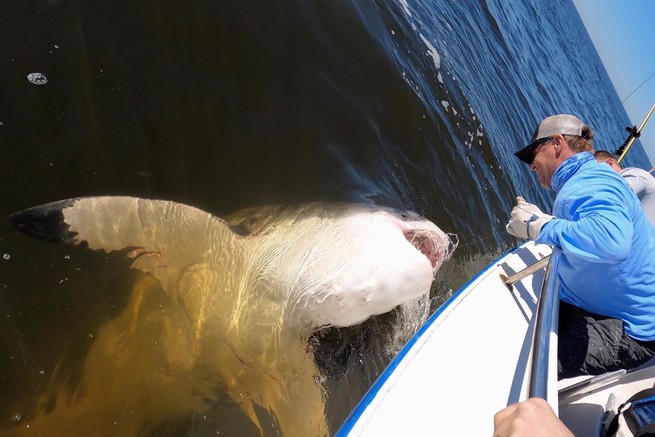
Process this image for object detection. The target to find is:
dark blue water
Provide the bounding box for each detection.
[0,0,649,435]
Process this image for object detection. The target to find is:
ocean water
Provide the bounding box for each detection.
[0,0,650,435]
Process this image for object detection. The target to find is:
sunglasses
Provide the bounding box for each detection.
[526,136,553,164]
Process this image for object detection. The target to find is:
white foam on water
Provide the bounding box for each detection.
[419,34,440,69]
[398,0,412,17]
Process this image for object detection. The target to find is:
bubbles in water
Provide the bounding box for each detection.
[2,253,10,261]
[26,72,48,85]
[386,294,431,355]
[314,374,327,384]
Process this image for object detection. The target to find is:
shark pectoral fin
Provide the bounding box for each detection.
[8,199,76,244]
[9,196,235,294]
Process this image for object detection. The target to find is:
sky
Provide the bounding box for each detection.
[572,0,655,166]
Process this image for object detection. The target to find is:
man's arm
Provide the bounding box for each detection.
[537,181,634,263]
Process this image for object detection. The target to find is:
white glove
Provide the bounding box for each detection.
[506,196,555,240]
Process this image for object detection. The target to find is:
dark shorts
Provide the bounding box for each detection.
[558,301,655,379]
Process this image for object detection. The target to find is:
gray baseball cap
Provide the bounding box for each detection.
[515,114,586,164]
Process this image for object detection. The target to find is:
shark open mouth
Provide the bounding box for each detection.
[404,230,458,270]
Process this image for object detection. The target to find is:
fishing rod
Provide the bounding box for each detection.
[615,101,655,164]
[615,69,655,163]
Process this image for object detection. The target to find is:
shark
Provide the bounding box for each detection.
[7,197,456,436]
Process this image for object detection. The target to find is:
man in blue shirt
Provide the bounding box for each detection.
[506,114,655,378]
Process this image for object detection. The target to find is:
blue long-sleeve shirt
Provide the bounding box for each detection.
[537,152,655,341]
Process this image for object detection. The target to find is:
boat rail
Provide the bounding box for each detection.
[529,247,561,399]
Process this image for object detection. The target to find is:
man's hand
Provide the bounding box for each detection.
[494,398,573,437]
[506,196,554,240]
